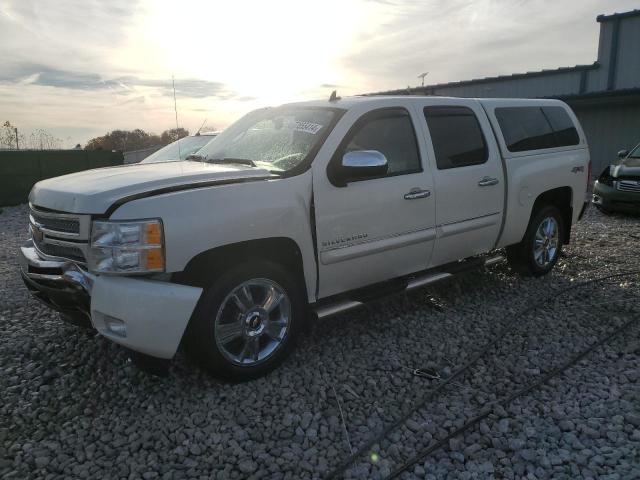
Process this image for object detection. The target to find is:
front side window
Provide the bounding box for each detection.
[339,108,421,176]
[623,143,640,167]
[197,107,339,174]
[424,106,488,169]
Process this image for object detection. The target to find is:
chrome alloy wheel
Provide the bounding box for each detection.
[214,278,291,366]
[533,216,559,267]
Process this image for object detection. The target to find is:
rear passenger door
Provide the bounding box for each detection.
[414,99,505,266]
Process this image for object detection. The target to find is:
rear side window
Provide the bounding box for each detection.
[542,107,580,147]
[423,106,488,169]
[495,106,579,152]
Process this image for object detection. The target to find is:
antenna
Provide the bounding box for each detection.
[172,75,182,159]
[418,72,429,87]
[196,117,208,136]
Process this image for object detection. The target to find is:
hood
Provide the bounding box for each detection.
[610,162,640,179]
[30,161,273,214]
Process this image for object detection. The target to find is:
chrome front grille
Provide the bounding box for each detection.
[29,211,80,234]
[617,180,640,193]
[32,238,86,263]
[29,205,91,264]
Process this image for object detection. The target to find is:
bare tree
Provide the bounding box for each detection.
[1,122,62,150]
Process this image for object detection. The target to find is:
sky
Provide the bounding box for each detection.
[1,0,638,148]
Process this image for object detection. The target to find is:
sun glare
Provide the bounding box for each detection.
[119,0,377,108]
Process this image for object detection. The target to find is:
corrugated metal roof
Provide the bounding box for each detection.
[369,63,598,96]
[371,9,640,101]
[597,9,640,22]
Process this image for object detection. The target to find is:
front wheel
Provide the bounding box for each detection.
[185,260,304,380]
[507,205,565,277]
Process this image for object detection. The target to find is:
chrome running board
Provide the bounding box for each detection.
[314,254,505,319]
[406,272,452,291]
[315,299,364,319]
[484,255,505,267]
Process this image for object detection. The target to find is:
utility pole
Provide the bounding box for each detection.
[418,72,429,87]
[14,127,19,150]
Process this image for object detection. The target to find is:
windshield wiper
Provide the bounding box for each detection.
[206,157,257,167]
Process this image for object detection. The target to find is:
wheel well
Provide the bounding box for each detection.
[532,187,573,244]
[173,237,307,295]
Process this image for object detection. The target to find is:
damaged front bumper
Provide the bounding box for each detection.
[20,240,203,359]
[19,240,94,321]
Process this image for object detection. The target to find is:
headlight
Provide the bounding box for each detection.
[88,219,164,274]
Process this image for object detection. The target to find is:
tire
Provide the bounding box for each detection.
[595,204,612,215]
[506,205,565,277]
[185,260,305,381]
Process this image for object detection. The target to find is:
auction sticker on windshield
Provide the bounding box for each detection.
[294,121,323,134]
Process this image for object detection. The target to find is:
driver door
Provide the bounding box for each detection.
[312,105,436,299]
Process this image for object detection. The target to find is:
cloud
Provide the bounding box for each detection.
[0,63,232,99]
[337,0,640,91]
[2,0,639,148]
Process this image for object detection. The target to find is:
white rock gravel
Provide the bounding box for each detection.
[1,204,639,479]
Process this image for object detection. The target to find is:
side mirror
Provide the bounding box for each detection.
[617,149,629,159]
[335,150,388,185]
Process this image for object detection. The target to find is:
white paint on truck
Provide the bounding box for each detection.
[21,95,590,374]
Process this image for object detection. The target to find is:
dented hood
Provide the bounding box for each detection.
[29,161,272,214]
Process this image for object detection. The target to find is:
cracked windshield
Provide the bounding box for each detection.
[196,108,337,173]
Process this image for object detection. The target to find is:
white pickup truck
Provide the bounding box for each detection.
[21,96,590,379]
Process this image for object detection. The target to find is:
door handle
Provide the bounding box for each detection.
[404,188,431,200]
[478,177,499,187]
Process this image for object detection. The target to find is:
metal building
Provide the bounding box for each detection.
[375,9,640,176]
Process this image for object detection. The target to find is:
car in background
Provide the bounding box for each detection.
[141,131,219,164]
[593,143,640,214]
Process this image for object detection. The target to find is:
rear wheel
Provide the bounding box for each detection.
[507,205,565,277]
[185,260,304,380]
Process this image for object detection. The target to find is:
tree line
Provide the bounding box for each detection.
[1,122,63,150]
[84,128,189,151]
[1,121,190,152]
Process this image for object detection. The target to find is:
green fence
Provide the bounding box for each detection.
[0,150,124,207]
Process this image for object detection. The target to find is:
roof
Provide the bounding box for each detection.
[597,9,640,22]
[285,95,441,109]
[553,87,640,102]
[369,63,599,96]
[284,95,566,109]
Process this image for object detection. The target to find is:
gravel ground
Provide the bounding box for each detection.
[1,203,639,480]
